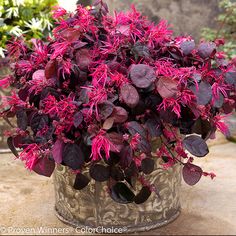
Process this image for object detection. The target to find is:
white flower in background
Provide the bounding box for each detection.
[0,18,5,26]
[5,7,19,18]
[9,25,23,37]
[24,18,43,32]
[0,47,6,58]
[0,6,4,17]
[40,14,53,31]
[12,0,25,6]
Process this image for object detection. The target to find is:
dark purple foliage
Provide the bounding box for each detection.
[183,163,203,186]
[134,186,152,204]
[190,81,213,105]
[120,84,139,108]
[156,77,178,98]
[129,64,156,88]
[63,144,84,170]
[198,42,216,59]
[110,182,135,204]
[183,135,209,157]
[1,3,235,205]
[141,158,155,174]
[7,137,19,157]
[52,139,64,164]
[33,157,55,177]
[89,164,110,182]
[180,40,195,55]
[73,173,90,190]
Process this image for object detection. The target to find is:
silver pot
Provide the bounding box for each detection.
[53,159,181,233]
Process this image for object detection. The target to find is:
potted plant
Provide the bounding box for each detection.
[0,1,235,233]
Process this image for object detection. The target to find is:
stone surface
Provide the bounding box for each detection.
[0,142,236,235]
[106,0,220,39]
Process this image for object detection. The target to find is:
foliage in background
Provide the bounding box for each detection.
[0,0,57,58]
[201,0,236,59]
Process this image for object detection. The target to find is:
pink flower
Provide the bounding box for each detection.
[19,144,41,170]
[146,20,172,46]
[130,133,141,150]
[58,57,72,78]
[6,38,27,59]
[109,72,129,87]
[31,39,49,65]
[157,98,181,118]
[15,60,34,77]
[84,86,107,119]
[91,130,118,161]
[0,91,27,110]
[213,115,230,136]
[203,171,216,179]
[0,76,11,88]
[50,41,71,59]
[91,64,109,87]
[52,6,67,19]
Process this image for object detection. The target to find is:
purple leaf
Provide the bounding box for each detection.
[107,132,124,152]
[132,42,150,59]
[192,118,212,140]
[110,182,135,204]
[129,64,156,88]
[103,117,114,130]
[89,164,110,182]
[120,84,139,108]
[62,143,84,170]
[45,60,57,80]
[73,111,83,128]
[180,40,195,55]
[141,158,155,174]
[93,0,101,6]
[119,145,133,168]
[30,114,49,133]
[16,110,28,130]
[183,135,209,157]
[198,42,216,59]
[145,118,162,138]
[73,173,90,190]
[190,81,212,105]
[110,166,124,181]
[134,186,151,204]
[213,92,224,108]
[156,77,178,98]
[116,24,130,36]
[18,87,29,101]
[76,49,92,70]
[60,28,80,42]
[7,137,18,157]
[33,157,55,177]
[225,71,236,85]
[98,101,114,120]
[137,137,152,154]
[183,163,203,186]
[126,121,146,137]
[110,106,128,123]
[13,135,23,148]
[52,139,64,164]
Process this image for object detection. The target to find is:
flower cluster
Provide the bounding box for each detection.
[0,1,236,204]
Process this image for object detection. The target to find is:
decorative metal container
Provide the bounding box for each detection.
[53,160,181,233]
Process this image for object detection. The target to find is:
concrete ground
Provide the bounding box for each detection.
[0,142,236,235]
